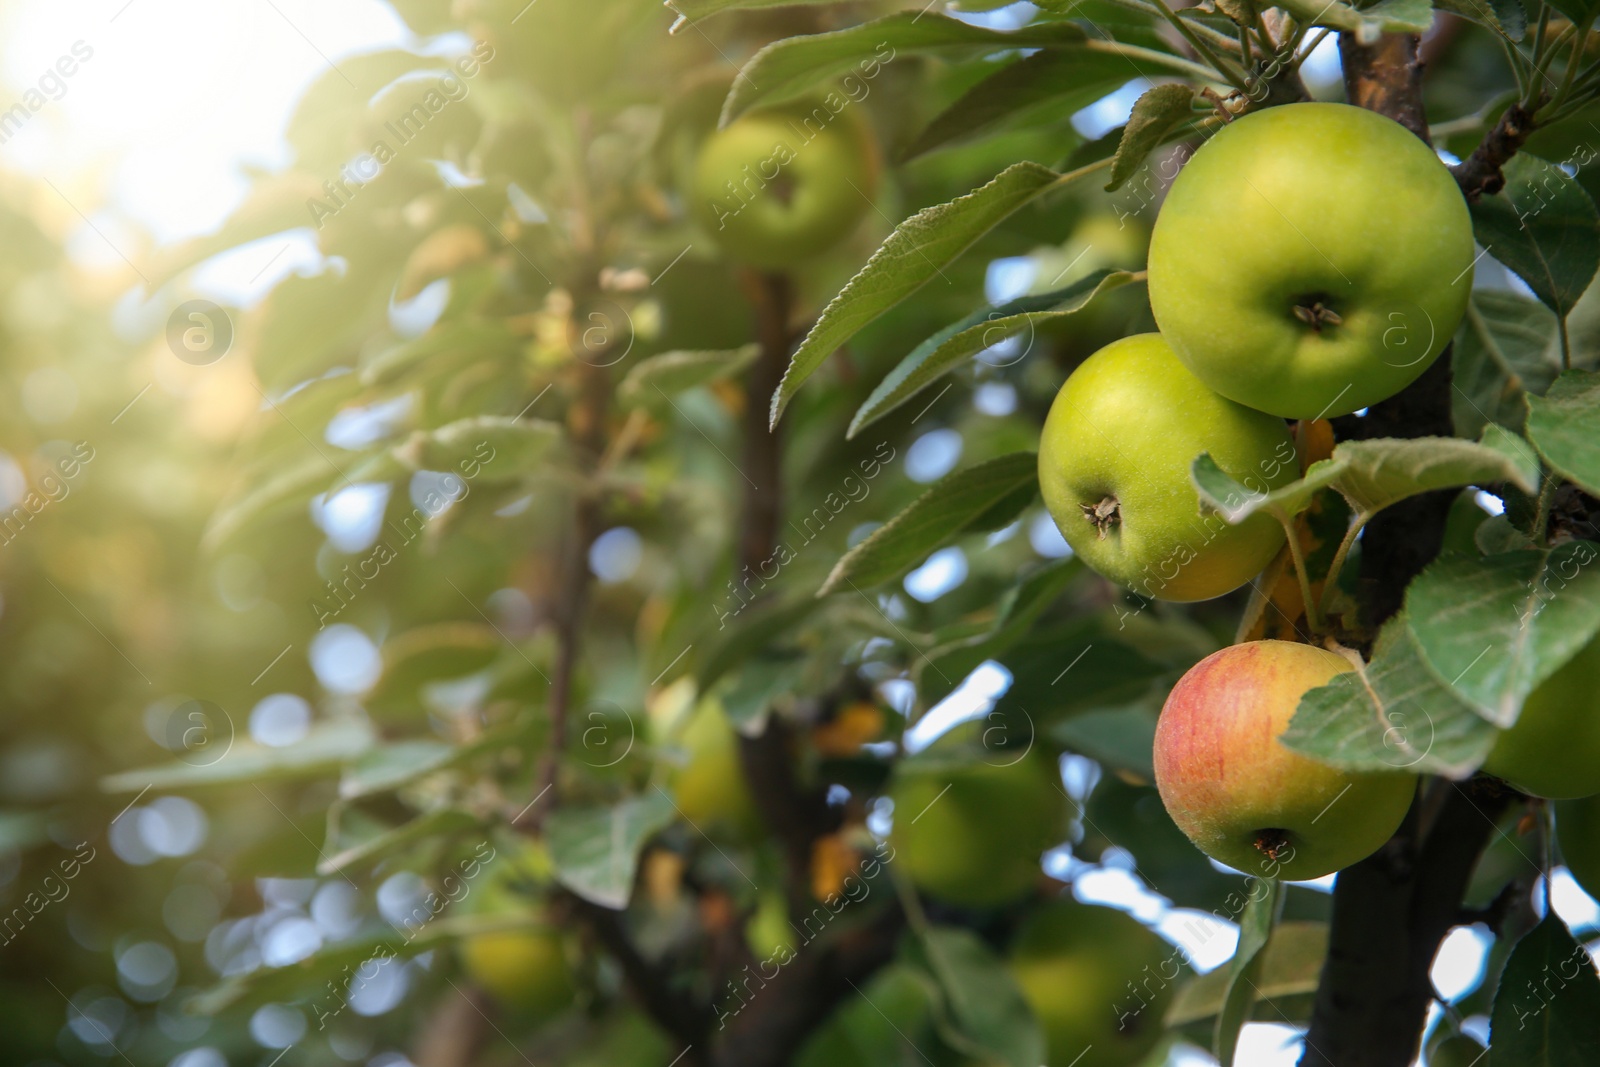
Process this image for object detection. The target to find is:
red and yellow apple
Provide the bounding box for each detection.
[1153,641,1417,880]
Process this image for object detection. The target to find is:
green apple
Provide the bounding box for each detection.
[669,697,761,835]
[457,847,577,1018]
[1484,636,1600,798]
[1557,791,1600,900]
[1009,901,1177,1067]
[1148,102,1475,419]
[889,748,1067,908]
[1428,1034,1488,1067]
[1153,640,1417,880]
[1038,333,1298,602]
[690,98,879,268]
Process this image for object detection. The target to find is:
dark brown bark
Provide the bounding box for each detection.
[712,904,905,1067]
[1338,33,1430,141]
[1451,100,1541,201]
[1299,782,1512,1066]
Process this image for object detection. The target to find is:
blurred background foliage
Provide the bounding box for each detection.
[0,0,1597,1065]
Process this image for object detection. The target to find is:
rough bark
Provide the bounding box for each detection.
[1451,100,1540,201]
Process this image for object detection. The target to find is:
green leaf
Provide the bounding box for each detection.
[1282,616,1498,777]
[1167,921,1327,1026]
[187,911,543,1016]
[665,0,855,22]
[848,270,1137,438]
[1192,431,1536,530]
[1471,154,1600,317]
[100,719,376,793]
[618,345,760,408]
[1489,914,1600,1063]
[1050,698,1160,778]
[318,809,484,876]
[770,161,1073,428]
[1276,0,1433,37]
[1191,453,1344,525]
[365,622,504,721]
[1332,434,1540,515]
[546,792,676,909]
[902,49,1158,161]
[1107,83,1196,192]
[204,452,350,551]
[695,596,822,692]
[721,12,1087,123]
[1527,369,1600,496]
[1214,877,1283,1065]
[404,416,564,480]
[1405,541,1600,726]
[818,453,1038,595]
[1452,290,1563,437]
[360,319,521,387]
[1545,0,1600,33]
[336,729,525,801]
[922,559,1083,705]
[913,926,1046,1067]
[340,740,457,800]
[1434,0,1526,37]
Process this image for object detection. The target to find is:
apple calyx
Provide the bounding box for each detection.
[1291,298,1343,333]
[1253,827,1292,862]
[1079,495,1120,540]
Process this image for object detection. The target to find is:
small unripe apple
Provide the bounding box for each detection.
[889,748,1067,908]
[669,697,761,835]
[1148,102,1475,419]
[1483,636,1600,799]
[1038,333,1297,602]
[690,99,879,268]
[1154,641,1417,880]
[457,848,576,1018]
[1557,791,1600,900]
[1008,901,1176,1067]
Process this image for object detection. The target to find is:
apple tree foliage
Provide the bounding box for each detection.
[9,0,1600,1065]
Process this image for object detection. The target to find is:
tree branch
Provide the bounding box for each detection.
[570,894,715,1056]
[1450,99,1540,201]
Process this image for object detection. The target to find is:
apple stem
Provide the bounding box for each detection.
[1291,300,1343,333]
[1254,828,1292,862]
[1079,495,1120,540]
[1269,506,1324,636]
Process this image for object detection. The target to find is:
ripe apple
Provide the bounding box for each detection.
[1557,791,1600,900]
[1153,641,1417,880]
[1038,333,1298,602]
[889,747,1067,908]
[690,98,879,268]
[457,849,577,1018]
[1148,102,1475,419]
[669,697,761,835]
[1483,637,1600,798]
[1008,901,1176,1067]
